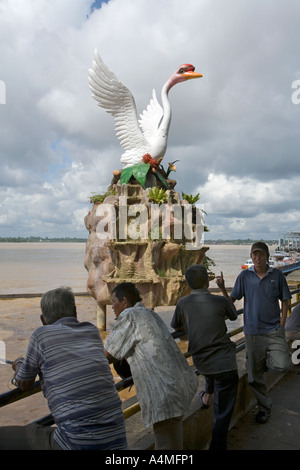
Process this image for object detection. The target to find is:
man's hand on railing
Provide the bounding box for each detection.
[11,357,24,387]
[11,357,35,392]
[12,357,24,371]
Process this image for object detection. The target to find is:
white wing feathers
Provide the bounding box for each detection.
[138,89,163,143]
[88,50,164,166]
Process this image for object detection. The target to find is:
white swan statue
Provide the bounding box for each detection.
[88,50,202,168]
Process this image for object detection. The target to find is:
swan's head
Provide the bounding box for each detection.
[167,64,203,90]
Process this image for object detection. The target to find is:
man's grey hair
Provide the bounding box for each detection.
[185,264,208,289]
[41,287,76,324]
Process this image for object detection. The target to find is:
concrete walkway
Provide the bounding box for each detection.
[227,365,300,450]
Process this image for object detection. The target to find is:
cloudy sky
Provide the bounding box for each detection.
[0,0,299,241]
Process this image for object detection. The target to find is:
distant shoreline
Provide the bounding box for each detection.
[206,239,278,245]
[0,237,278,245]
[0,237,87,243]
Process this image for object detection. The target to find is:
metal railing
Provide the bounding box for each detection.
[1,284,299,425]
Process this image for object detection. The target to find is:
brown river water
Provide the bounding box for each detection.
[0,242,276,426]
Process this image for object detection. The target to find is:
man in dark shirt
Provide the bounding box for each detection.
[222,242,292,424]
[171,264,238,450]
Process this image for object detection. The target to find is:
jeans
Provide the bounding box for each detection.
[204,369,239,450]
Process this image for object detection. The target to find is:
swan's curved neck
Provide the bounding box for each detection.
[159,82,172,133]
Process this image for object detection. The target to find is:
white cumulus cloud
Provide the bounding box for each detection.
[0,0,299,240]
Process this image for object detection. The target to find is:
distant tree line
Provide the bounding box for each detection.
[205,239,278,245]
[0,236,277,245]
[0,237,87,243]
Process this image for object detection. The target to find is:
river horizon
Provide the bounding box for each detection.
[0,241,278,295]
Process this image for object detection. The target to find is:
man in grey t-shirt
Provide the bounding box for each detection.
[172,264,238,451]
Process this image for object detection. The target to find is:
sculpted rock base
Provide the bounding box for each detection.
[84,183,208,322]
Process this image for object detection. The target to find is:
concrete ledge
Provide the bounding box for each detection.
[125,348,288,450]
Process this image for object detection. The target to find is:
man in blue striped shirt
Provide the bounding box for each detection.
[0,287,128,450]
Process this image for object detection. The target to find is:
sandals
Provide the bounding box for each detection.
[199,391,211,409]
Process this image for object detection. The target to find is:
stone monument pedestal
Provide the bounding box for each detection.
[84,182,209,329]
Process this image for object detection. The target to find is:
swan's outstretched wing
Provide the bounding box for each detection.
[88,50,147,154]
[138,89,164,143]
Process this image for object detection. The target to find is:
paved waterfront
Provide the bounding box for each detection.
[1,295,300,451]
[228,365,300,450]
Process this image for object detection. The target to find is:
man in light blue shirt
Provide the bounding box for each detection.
[217,242,292,424]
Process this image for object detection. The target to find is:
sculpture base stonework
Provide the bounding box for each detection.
[84,183,208,329]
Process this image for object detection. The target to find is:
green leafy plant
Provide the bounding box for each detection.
[181,192,200,204]
[120,154,170,189]
[89,188,116,204]
[155,169,170,189]
[147,187,168,204]
[156,269,167,278]
[120,163,151,188]
[182,191,209,232]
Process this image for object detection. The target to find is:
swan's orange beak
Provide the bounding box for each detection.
[183,71,203,80]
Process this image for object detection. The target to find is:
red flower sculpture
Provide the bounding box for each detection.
[142,154,159,168]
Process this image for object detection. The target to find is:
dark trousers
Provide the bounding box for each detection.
[205,369,239,450]
[0,423,62,450]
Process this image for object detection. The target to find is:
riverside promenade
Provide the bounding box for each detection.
[227,365,300,450]
[226,269,300,450]
[1,282,300,451]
